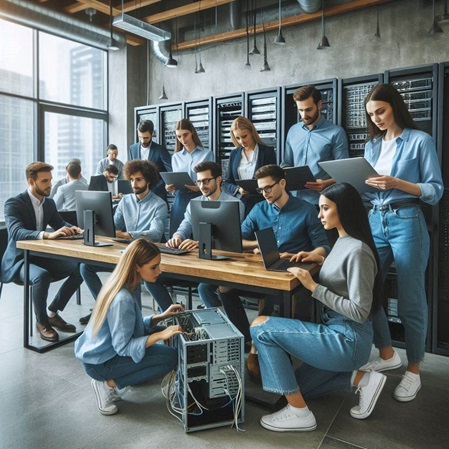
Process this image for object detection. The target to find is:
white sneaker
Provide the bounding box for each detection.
[91,379,119,415]
[111,386,130,402]
[393,371,421,402]
[360,351,402,372]
[350,371,386,420]
[260,405,317,432]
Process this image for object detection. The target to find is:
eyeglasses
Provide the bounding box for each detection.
[256,181,279,194]
[195,177,217,186]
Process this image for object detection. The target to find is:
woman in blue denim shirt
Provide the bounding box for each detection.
[361,84,443,403]
[250,183,385,432]
[75,239,183,415]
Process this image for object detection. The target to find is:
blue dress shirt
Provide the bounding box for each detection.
[283,116,348,204]
[172,146,214,181]
[114,191,168,241]
[175,190,245,240]
[241,194,330,254]
[363,128,443,206]
[74,288,154,364]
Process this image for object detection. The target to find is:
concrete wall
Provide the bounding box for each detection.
[143,0,448,104]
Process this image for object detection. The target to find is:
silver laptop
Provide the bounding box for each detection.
[255,227,314,272]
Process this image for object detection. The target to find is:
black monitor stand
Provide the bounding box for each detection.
[198,222,229,260]
[83,210,113,247]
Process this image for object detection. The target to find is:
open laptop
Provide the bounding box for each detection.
[255,227,314,272]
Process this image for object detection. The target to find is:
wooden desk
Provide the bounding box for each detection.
[17,238,315,352]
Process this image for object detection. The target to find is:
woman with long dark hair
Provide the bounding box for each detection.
[250,183,385,432]
[360,83,443,402]
[167,119,213,235]
[75,239,183,415]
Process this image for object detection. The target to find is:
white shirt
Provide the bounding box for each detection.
[374,138,397,176]
[27,189,45,239]
[237,144,259,180]
[141,142,151,161]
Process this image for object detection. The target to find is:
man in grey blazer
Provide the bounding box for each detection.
[128,120,172,202]
[2,162,83,342]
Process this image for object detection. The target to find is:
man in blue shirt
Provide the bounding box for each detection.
[95,144,125,180]
[217,165,329,368]
[283,85,348,205]
[79,160,168,324]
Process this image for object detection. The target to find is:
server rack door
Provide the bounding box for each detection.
[184,98,213,159]
[385,64,439,352]
[435,62,449,356]
[135,106,159,143]
[159,103,184,155]
[213,93,244,179]
[337,74,383,158]
[245,87,281,164]
[282,79,338,162]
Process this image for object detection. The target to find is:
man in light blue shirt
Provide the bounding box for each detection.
[95,144,125,180]
[283,85,348,205]
[53,162,88,210]
[79,160,168,324]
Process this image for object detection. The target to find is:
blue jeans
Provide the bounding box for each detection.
[83,344,177,389]
[250,310,373,396]
[143,279,174,311]
[198,283,222,307]
[19,256,83,324]
[80,264,142,308]
[369,205,429,364]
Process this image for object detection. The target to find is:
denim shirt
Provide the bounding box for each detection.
[172,146,214,181]
[283,116,349,204]
[241,194,330,254]
[114,191,168,241]
[74,288,154,364]
[176,190,245,240]
[363,128,444,206]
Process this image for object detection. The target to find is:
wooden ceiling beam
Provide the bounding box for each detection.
[64,0,161,16]
[174,0,393,51]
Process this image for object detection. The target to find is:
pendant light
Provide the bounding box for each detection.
[428,0,443,35]
[249,0,260,55]
[374,5,381,38]
[165,19,178,68]
[260,17,270,71]
[273,0,286,45]
[107,0,120,50]
[317,0,330,49]
[437,0,449,25]
[159,83,167,100]
[245,0,251,68]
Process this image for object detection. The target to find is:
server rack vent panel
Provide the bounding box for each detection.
[161,108,182,154]
[249,96,277,148]
[186,105,211,152]
[391,78,433,122]
[319,88,334,123]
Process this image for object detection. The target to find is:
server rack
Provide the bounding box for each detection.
[135,105,159,143]
[159,102,183,155]
[337,74,383,158]
[282,78,338,162]
[245,87,282,164]
[384,64,439,351]
[435,62,449,356]
[184,98,213,156]
[213,93,244,178]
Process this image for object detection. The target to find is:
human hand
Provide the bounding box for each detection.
[179,239,198,250]
[167,237,182,248]
[365,175,397,190]
[116,230,131,239]
[155,325,183,342]
[289,251,323,264]
[287,267,317,292]
[185,184,200,192]
[165,183,176,192]
[238,187,249,195]
[47,226,78,239]
[305,179,332,192]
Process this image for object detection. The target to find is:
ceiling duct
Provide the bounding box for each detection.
[113,14,171,42]
[0,0,126,50]
[297,0,322,14]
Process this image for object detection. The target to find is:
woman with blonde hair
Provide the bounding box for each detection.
[223,116,276,216]
[75,239,183,415]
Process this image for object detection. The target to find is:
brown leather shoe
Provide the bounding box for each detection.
[79,312,92,325]
[48,313,76,333]
[247,353,262,383]
[36,322,59,342]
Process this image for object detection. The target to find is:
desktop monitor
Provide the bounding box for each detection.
[191,200,242,260]
[75,190,115,247]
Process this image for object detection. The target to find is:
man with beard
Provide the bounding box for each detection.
[2,162,83,342]
[128,120,172,203]
[79,160,168,324]
[283,85,348,205]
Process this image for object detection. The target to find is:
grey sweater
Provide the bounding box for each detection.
[312,235,377,324]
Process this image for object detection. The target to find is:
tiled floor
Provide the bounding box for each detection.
[0,279,448,449]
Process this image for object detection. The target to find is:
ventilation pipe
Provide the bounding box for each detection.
[0,0,126,50]
[297,0,322,14]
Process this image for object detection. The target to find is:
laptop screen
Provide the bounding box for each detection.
[254,228,280,268]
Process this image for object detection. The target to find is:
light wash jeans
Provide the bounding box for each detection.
[83,343,177,389]
[250,310,373,396]
[369,205,429,364]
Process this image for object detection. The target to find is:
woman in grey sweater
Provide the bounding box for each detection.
[250,183,386,432]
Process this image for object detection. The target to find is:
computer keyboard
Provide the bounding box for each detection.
[58,234,84,240]
[111,237,133,244]
[159,246,190,256]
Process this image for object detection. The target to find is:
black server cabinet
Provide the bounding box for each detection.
[337,74,383,158]
[435,62,449,356]
[135,105,159,143]
[213,93,244,178]
[384,64,439,352]
[159,102,184,155]
[245,87,282,164]
[282,79,337,162]
[184,98,213,157]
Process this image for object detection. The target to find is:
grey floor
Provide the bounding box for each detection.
[1,279,448,449]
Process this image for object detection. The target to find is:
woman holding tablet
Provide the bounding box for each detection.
[251,183,385,432]
[167,119,213,236]
[223,116,276,216]
[361,83,443,402]
[75,239,183,415]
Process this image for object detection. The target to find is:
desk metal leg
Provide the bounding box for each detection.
[280,290,292,319]
[23,249,31,350]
